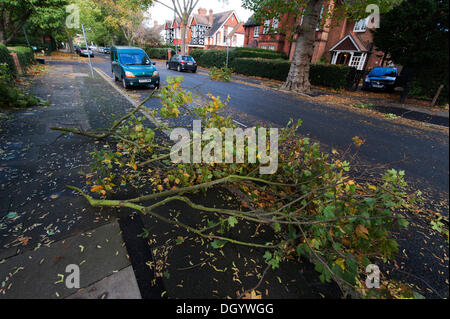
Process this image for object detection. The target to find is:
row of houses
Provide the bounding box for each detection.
[163,8,245,51]
[163,1,391,71]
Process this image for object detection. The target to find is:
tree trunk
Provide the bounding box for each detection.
[281,0,323,94]
[66,29,74,53]
[180,14,188,55]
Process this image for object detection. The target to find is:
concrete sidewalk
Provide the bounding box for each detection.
[0,61,141,299]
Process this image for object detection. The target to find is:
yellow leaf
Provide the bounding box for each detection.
[355,225,369,239]
[91,185,104,193]
[157,185,163,191]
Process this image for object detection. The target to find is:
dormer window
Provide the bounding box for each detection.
[353,18,368,32]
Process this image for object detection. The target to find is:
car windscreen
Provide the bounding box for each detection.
[119,52,151,65]
[369,68,397,77]
[181,56,194,62]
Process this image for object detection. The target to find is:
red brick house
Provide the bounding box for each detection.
[243,1,389,71]
[164,8,245,54]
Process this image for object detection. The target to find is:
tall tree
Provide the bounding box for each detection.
[0,0,68,44]
[373,0,448,102]
[242,0,401,93]
[154,0,200,55]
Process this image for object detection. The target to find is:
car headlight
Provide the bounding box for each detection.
[364,77,370,82]
[152,70,159,77]
[125,71,135,78]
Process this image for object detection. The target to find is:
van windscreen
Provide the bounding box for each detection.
[119,52,151,65]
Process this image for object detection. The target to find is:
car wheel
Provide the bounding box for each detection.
[192,68,197,73]
[177,65,181,72]
[122,78,129,89]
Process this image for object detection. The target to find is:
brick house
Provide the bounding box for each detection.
[164,8,245,54]
[243,1,388,71]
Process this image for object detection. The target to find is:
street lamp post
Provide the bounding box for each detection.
[81,24,94,78]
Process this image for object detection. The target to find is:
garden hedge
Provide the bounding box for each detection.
[7,46,35,70]
[0,44,17,75]
[143,47,170,60]
[233,47,287,60]
[230,57,357,90]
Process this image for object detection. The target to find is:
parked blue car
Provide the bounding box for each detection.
[110,46,160,90]
[362,67,398,92]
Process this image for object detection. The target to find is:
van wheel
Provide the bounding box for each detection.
[122,78,129,89]
[177,65,181,72]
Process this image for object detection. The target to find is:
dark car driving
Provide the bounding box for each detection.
[362,67,398,92]
[166,55,197,73]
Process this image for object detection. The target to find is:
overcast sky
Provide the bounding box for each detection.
[146,0,253,26]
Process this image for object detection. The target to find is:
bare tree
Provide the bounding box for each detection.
[154,0,200,54]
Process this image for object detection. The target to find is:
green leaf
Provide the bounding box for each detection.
[228,216,238,227]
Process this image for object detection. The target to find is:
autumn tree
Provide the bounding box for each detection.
[242,0,401,94]
[373,0,449,103]
[154,0,200,55]
[0,0,68,44]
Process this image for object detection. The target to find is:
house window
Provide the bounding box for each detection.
[268,45,275,51]
[349,52,366,70]
[353,18,367,32]
[316,6,324,31]
[253,27,259,37]
[216,32,221,44]
[263,20,270,34]
[272,18,279,29]
[261,45,267,49]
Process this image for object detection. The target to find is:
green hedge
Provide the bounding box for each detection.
[0,44,17,75]
[230,57,290,81]
[191,49,231,68]
[190,47,287,68]
[230,57,356,89]
[309,64,355,90]
[7,46,34,70]
[234,47,287,60]
[143,47,170,60]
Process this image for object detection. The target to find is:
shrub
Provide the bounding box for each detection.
[309,64,355,90]
[144,47,169,60]
[230,57,291,81]
[7,46,35,70]
[0,63,42,109]
[408,70,449,105]
[230,57,356,89]
[0,44,17,75]
[191,49,230,68]
[234,47,287,60]
[209,66,232,82]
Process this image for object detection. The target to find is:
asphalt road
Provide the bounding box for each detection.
[91,53,449,197]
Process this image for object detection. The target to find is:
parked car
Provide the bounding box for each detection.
[110,46,160,90]
[79,46,94,57]
[166,54,197,73]
[362,67,398,92]
[103,47,110,54]
[74,45,81,54]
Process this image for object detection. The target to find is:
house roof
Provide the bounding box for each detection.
[243,14,259,27]
[227,22,244,38]
[329,33,369,52]
[205,10,235,37]
[191,13,210,25]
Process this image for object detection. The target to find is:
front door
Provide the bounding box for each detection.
[336,52,351,66]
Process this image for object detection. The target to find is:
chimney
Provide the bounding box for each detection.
[209,9,213,25]
[198,8,207,15]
